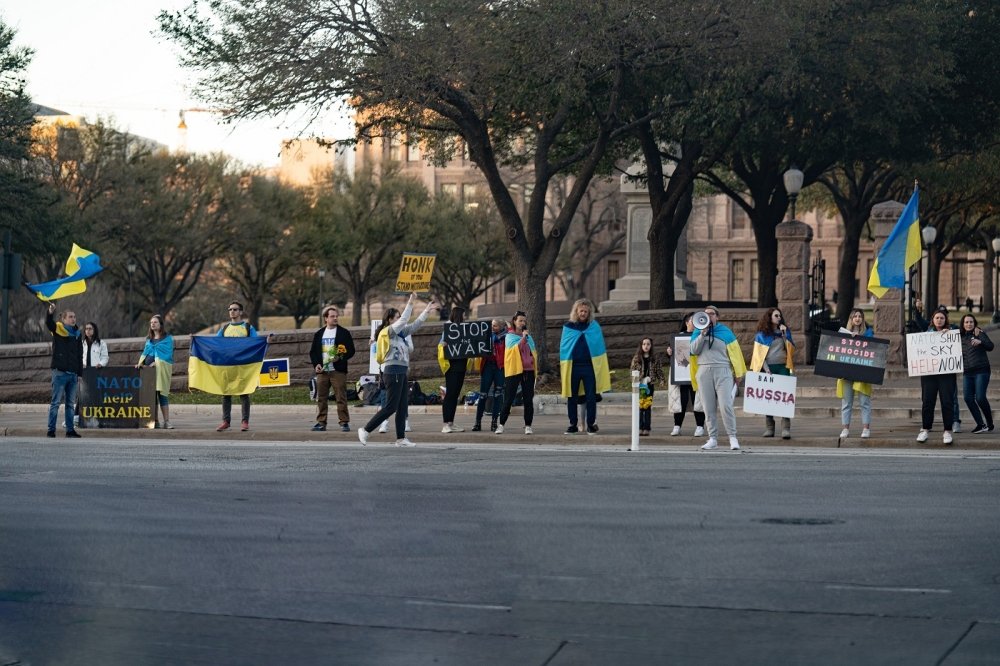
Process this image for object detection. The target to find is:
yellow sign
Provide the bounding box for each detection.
[395,252,437,293]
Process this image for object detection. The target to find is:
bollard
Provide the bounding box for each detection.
[631,370,640,451]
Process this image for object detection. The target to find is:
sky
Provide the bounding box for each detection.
[5,0,351,168]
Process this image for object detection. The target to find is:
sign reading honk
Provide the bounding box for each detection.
[395,252,437,293]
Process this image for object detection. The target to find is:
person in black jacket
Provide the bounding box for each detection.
[309,305,356,432]
[959,314,994,433]
[45,302,83,438]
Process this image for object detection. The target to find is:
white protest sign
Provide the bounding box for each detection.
[742,371,797,419]
[906,329,963,377]
[369,319,383,374]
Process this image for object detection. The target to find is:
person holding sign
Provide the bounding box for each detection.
[916,306,958,444]
[749,308,795,439]
[438,306,472,433]
[136,315,175,429]
[837,309,874,440]
[472,319,507,432]
[689,305,747,451]
[309,305,356,432]
[495,311,537,435]
[959,314,994,434]
[358,293,439,447]
[665,313,705,437]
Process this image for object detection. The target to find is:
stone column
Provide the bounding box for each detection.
[775,219,813,363]
[869,200,906,364]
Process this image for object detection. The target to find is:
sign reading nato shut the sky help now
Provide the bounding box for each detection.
[906,329,963,377]
[395,253,436,293]
[742,371,796,419]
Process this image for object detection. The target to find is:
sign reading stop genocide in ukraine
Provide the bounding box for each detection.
[906,329,963,377]
[813,331,889,385]
[742,371,796,419]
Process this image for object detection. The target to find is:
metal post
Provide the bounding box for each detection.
[994,255,1000,324]
[318,268,325,327]
[1,229,10,345]
[630,370,640,451]
[127,261,136,337]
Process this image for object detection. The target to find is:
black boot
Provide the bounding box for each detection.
[490,416,498,432]
[471,421,482,431]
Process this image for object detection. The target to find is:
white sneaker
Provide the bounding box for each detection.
[839,428,850,439]
[701,438,718,450]
[450,425,464,432]
[378,421,389,433]
[395,438,415,447]
[405,419,412,432]
[916,430,929,443]
[860,427,871,439]
[952,421,961,433]
[670,425,681,436]
[729,437,741,450]
[442,424,453,433]
[494,424,504,434]
[164,421,175,430]
[943,431,953,445]
[358,427,369,446]
[524,426,533,435]
[693,426,705,437]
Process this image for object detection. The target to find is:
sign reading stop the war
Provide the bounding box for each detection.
[442,321,491,359]
[906,329,963,377]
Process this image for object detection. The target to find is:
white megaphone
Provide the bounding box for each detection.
[692,311,711,330]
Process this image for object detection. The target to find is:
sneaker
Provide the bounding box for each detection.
[494,423,505,434]
[405,420,412,432]
[729,436,741,450]
[471,423,482,432]
[357,427,369,446]
[693,426,705,437]
[670,425,681,436]
[395,438,416,447]
[762,428,775,438]
[340,423,350,432]
[586,424,599,435]
[164,421,175,430]
[701,438,718,450]
[564,425,579,435]
[442,424,454,433]
[524,426,533,435]
[943,431,953,445]
[46,430,55,438]
[916,430,929,443]
[860,427,871,439]
[839,428,850,439]
[952,421,961,433]
[989,424,995,432]
[66,430,81,439]
[971,424,988,434]
[378,421,389,433]
[311,423,326,432]
[240,420,249,432]
[217,421,230,432]
[781,429,791,440]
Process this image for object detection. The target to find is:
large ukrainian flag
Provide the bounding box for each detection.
[189,336,268,395]
[868,189,922,299]
[559,321,612,397]
[26,244,104,301]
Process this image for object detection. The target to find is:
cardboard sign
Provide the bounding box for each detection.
[742,371,796,419]
[394,252,436,293]
[671,335,692,385]
[259,358,290,387]
[906,329,963,377]
[77,366,157,428]
[813,332,890,385]
[369,319,382,374]
[443,321,491,359]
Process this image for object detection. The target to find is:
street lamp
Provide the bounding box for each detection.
[126,259,137,337]
[783,167,804,221]
[920,226,937,315]
[992,237,1000,323]
[318,268,326,327]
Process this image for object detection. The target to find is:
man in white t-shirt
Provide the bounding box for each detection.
[308,305,356,432]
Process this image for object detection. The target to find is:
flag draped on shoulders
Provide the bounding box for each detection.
[749,331,795,373]
[26,244,104,302]
[188,336,268,395]
[559,321,612,397]
[503,332,537,377]
[868,189,921,299]
[689,323,747,392]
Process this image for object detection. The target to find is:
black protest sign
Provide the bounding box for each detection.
[813,332,889,385]
[78,366,157,428]
[443,321,492,359]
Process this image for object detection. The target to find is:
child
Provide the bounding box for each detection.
[630,337,664,436]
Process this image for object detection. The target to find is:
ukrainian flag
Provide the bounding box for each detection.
[189,336,268,395]
[26,244,104,301]
[868,189,921,299]
[259,358,290,388]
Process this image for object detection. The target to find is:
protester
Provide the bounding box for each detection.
[959,314,994,434]
[359,293,439,447]
[438,306,471,433]
[665,313,705,437]
[215,301,260,432]
[630,337,664,436]
[917,306,957,444]
[372,316,412,435]
[45,302,83,438]
[560,298,611,434]
[689,305,746,451]
[309,305,356,432]
[837,308,874,440]
[81,322,109,370]
[749,307,795,439]
[472,319,506,432]
[495,310,537,435]
[136,314,175,429]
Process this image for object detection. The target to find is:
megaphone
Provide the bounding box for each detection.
[692,311,711,330]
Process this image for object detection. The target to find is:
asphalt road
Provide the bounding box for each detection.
[1,438,999,665]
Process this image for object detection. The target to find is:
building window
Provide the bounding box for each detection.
[608,259,620,291]
[750,259,758,302]
[389,135,405,162]
[955,259,969,307]
[440,183,458,198]
[730,201,749,233]
[407,142,421,162]
[462,183,479,209]
[504,277,516,295]
[731,258,745,300]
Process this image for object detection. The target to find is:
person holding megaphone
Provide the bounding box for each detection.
[689,305,747,451]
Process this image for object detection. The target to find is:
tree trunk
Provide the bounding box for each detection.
[750,216,779,307]
[835,216,866,323]
[516,265,550,378]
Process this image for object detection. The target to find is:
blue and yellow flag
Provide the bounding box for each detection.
[26,244,104,302]
[189,336,268,395]
[559,321,612,397]
[868,189,921,299]
[259,357,290,388]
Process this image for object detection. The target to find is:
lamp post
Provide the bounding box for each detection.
[318,268,326,327]
[992,237,1000,323]
[783,167,804,221]
[126,259,137,337]
[920,226,937,316]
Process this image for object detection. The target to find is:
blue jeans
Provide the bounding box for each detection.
[567,364,597,428]
[48,370,78,432]
[963,372,993,428]
[476,364,504,422]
